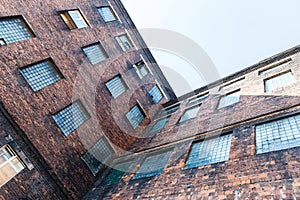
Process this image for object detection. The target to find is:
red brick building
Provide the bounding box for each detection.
[84,46,300,199]
[0,0,174,199]
[1,0,300,199]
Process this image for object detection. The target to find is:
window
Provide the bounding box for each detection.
[187,92,209,106]
[0,16,34,44]
[115,34,134,51]
[150,116,170,134]
[259,58,292,75]
[148,85,163,104]
[101,161,131,185]
[105,75,128,98]
[185,134,232,168]
[134,151,171,179]
[53,100,90,136]
[219,77,244,91]
[82,138,114,176]
[256,114,300,154]
[0,145,25,187]
[218,90,240,109]
[60,10,88,29]
[20,59,63,91]
[126,104,145,129]
[161,104,180,115]
[264,71,294,92]
[82,43,108,65]
[98,6,117,22]
[134,60,149,79]
[179,104,201,123]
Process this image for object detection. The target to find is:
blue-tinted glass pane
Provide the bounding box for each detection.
[134,151,171,179]
[149,85,163,103]
[53,101,89,136]
[186,134,232,168]
[0,17,32,43]
[20,60,62,91]
[256,114,300,154]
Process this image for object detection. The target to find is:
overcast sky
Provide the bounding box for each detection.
[122,0,300,96]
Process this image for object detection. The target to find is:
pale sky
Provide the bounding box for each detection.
[122,0,300,96]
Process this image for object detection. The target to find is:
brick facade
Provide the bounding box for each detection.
[84,47,300,199]
[0,0,174,199]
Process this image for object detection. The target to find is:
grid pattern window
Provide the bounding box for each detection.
[150,116,170,134]
[218,90,240,109]
[259,58,292,75]
[53,101,90,136]
[20,60,63,91]
[264,71,294,92]
[98,6,117,22]
[0,16,33,44]
[219,78,244,91]
[161,104,180,115]
[188,93,209,106]
[134,151,171,179]
[60,10,88,29]
[116,34,134,51]
[149,85,163,103]
[101,161,131,185]
[135,60,149,78]
[82,138,114,176]
[83,43,108,65]
[256,114,300,154]
[186,134,232,168]
[0,145,24,187]
[179,104,201,123]
[126,104,145,129]
[105,75,127,98]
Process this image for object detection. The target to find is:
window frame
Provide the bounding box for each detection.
[219,77,245,91]
[217,89,241,109]
[105,74,128,99]
[81,137,114,176]
[115,34,134,51]
[178,103,201,124]
[150,115,171,134]
[148,84,164,104]
[52,100,91,136]
[0,145,25,187]
[133,60,150,79]
[97,6,118,23]
[185,133,233,169]
[19,58,64,92]
[0,15,35,44]
[82,42,108,65]
[125,103,146,129]
[133,150,172,180]
[263,70,294,93]
[258,58,292,75]
[59,9,89,30]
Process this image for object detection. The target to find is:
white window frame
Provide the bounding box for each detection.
[0,145,25,187]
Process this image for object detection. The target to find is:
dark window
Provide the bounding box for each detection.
[82,137,114,176]
[187,92,209,106]
[101,161,131,185]
[134,151,171,179]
